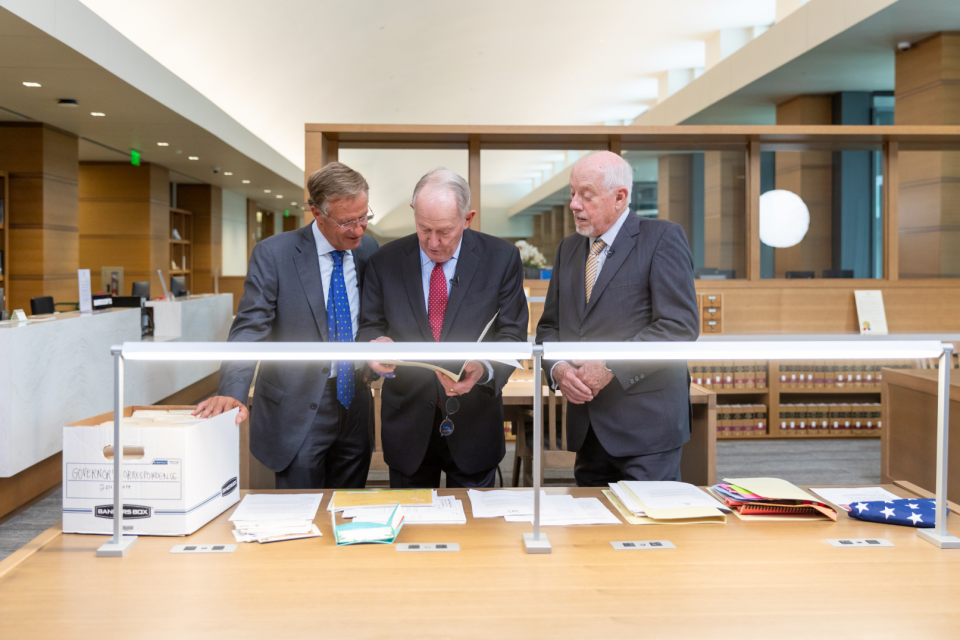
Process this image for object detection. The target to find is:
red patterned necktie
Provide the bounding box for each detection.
[428,262,447,342]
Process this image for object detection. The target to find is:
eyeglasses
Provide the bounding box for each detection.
[439,397,459,437]
[324,207,375,230]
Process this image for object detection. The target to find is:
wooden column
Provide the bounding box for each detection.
[177,184,222,294]
[745,139,762,280]
[657,154,693,242]
[469,135,481,231]
[303,133,338,227]
[563,201,575,237]
[0,123,79,311]
[246,199,259,261]
[895,32,960,278]
[704,151,745,277]
[774,95,833,277]
[78,162,170,298]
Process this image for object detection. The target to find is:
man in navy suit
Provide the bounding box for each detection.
[536,152,700,486]
[359,169,528,488]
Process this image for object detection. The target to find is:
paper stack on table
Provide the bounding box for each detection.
[343,493,467,525]
[468,490,620,525]
[229,493,323,543]
[327,488,433,511]
[809,487,901,512]
[603,481,727,525]
[708,478,837,521]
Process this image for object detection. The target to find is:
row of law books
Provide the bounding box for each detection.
[690,361,767,390]
[717,404,767,437]
[778,402,882,433]
[777,360,914,390]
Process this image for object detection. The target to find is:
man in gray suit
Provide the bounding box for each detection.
[536,151,699,486]
[195,162,379,489]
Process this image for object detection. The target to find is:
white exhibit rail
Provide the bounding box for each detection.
[96,338,957,557]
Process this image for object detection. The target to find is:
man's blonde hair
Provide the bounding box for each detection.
[306,162,369,214]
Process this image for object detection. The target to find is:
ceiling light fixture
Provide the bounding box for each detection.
[23,82,41,87]
[157,142,169,146]
[91,112,105,117]
[224,172,233,176]
[264,190,271,193]
[276,195,282,199]
[188,156,199,161]
[242,180,250,184]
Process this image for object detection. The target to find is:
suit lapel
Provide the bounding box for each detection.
[440,230,479,341]
[401,237,433,341]
[584,213,639,318]
[293,224,329,342]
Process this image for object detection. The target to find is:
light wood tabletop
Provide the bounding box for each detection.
[2,485,959,639]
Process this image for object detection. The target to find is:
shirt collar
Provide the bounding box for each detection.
[312,220,344,256]
[595,208,631,247]
[419,237,463,268]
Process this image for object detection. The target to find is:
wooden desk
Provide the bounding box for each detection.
[2,486,959,639]
[502,379,716,486]
[882,368,960,501]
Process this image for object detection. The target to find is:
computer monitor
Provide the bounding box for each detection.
[131,281,150,299]
[170,276,187,298]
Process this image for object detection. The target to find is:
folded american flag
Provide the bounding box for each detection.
[847,498,937,528]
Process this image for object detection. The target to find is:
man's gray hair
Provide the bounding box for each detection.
[411,169,471,218]
[306,161,369,215]
[574,152,634,202]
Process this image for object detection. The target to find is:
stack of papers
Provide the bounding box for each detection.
[343,493,467,525]
[707,478,837,521]
[809,487,901,512]
[468,490,620,525]
[229,493,323,543]
[604,481,727,525]
[328,488,433,511]
[334,504,405,545]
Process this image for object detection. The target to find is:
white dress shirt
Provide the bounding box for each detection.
[419,239,492,383]
[312,221,360,377]
[551,208,631,385]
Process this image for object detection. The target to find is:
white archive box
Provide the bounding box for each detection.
[62,405,240,536]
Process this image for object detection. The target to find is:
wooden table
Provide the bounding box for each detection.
[882,368,960,504]
[502,378,716,486]
[2,486,959,639]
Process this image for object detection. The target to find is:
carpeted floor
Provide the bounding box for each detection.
[0,439,881,561]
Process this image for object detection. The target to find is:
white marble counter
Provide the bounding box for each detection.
[0,294,233,477]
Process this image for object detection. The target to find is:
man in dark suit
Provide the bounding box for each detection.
[536,151,700,486]
[194,162,379,489]
[359,169,528,489]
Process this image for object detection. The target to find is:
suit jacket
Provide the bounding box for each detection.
[536,212,700,457]
[218,223,380,472]
[357,229,529,476]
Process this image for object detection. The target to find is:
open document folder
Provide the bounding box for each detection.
[611,481,727,525]
[377,311,523,380]
[708,478,837,522]
[333,504,405,545]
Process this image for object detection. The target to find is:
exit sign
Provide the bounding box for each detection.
[130,150,140,166]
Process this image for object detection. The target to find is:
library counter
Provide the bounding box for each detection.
[1,485,959,639]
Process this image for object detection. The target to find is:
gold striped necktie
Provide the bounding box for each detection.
[585,238,606,303]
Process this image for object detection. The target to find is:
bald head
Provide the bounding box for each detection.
[568,151,633,237]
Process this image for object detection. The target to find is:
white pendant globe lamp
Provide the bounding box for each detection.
[759,189,810,248]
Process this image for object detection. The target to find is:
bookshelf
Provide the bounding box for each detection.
[0,170,7,311]
[169,207,193,292]
[692,359,913,440]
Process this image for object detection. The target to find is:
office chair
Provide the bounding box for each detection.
[30,296,55,315]
[131,281,150,299]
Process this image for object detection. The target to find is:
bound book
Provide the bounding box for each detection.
[333,504,405,545]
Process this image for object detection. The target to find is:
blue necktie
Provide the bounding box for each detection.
[326,250,355,409]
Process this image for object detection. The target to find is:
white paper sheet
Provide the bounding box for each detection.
[229,493,323,522]
[609,482,646,516]
[467,489,546,518]
[347,496,467,525]
[504,496,622,525]
[622,481,727,511]
[810,487,902,511]
[854,290,889,335]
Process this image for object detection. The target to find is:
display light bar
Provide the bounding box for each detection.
[121,341,533,362]
[543,340,944,362]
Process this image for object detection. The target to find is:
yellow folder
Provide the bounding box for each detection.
[618,483,726,524]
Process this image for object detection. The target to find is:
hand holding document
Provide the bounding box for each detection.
[230,493,323,543]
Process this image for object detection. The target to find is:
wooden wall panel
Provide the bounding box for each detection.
[0,123,79,310]
[178,184,222,294]
[78,162,170,298]
[657,154,693,242]
[703,150,745,277]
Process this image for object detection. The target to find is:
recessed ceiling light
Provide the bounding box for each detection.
[264,189,271,193]
[157,142,169,146]
[188,156,199,161]
[291,201,297,205]
[23,82,41,87]
[224,172,233,176]
[242,180,250,184]
[91,112,105,117]
[276,195,284,199]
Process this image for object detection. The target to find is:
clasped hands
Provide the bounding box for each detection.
[553,360,615,405]
[367,336,484,397]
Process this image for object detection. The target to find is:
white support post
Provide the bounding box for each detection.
[97,347,138,557]
[524,345,551,554]
[918,344,960,549]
